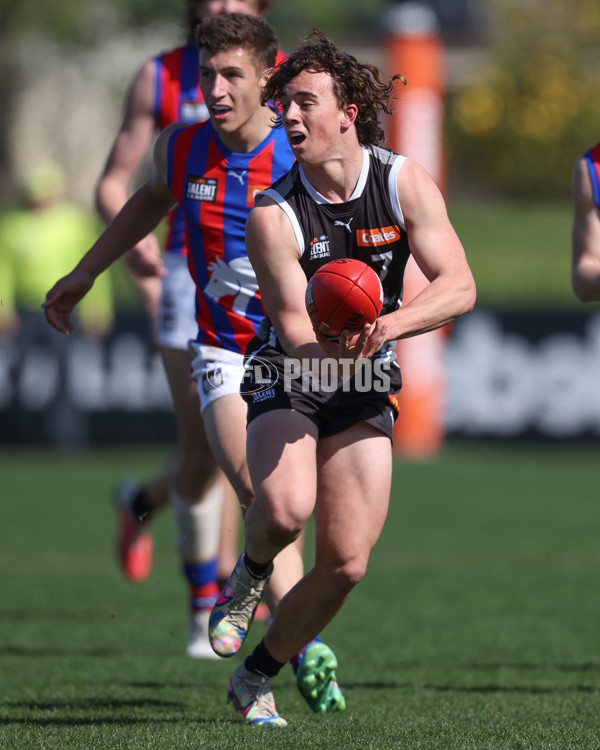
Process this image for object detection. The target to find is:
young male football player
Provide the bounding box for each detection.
[95,0,282,657]
[44,14,345,722]
[210,29,476,726]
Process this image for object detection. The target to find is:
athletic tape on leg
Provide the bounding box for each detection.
[170,484,222,560]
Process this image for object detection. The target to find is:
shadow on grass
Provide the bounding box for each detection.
[3,699,185,710]
[0,609,120,622]
[0,646,126,657]
[0,697,226,727]
[423,684,598,694]
[342,680,599,694]
[457,661,600,672]
[389,660,600,672]
[342,672,600,695]
[0,717,221,727]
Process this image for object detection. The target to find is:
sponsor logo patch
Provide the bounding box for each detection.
[309,235,331,261]
[356,225,401,247]
[186,176,217,202]
[248,184,268,206]
[252,387,276,402]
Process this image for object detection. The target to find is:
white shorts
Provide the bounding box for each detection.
[189,344,245,413]
[156,253,198,350]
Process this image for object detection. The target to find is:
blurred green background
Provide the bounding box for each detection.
[0,0,599,309]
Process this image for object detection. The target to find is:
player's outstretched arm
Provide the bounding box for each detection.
[571,155,600,301]
[43,269,95,335]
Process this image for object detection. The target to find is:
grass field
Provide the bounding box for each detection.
[448,200,575,309]
[1,444,599,749]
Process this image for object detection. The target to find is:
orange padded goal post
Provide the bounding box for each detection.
[383,3,450,459]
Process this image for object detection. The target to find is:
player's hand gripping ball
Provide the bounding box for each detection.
[305,258,383,337]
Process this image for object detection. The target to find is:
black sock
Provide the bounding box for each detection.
[244,552,273,579]
[131,490,153,522]
[245,640,286,679]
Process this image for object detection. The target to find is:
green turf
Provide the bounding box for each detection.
[448,201,576,309]
[1,444,599,748]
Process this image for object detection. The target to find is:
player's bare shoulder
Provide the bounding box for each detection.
[247,195,300,262]
[396,158,443,205]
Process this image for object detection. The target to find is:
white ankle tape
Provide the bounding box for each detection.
[170,483,222,560]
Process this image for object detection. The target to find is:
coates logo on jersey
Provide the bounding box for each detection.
[356,225,401,247]
[309,235,331,261]
[240,355,279,395]
[186,176,217,202]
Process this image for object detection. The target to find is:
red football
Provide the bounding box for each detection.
[305,258,383,337]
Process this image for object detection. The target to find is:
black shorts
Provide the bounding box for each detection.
[241,337,402,440]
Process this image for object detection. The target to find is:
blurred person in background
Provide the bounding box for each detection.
[0,161,113,447]
[0,161,113,340]
[572,142,600,301]
[95,0,279,656]
[44,13,345,716]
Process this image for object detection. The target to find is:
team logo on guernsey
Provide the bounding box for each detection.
[309,235,331,261]
[181,100,209,122]
[356,225,401,247]
[202,366,223,394]
[186,176,217,202]
[204,256,259,316]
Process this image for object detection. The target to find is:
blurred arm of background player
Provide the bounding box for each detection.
[571,153,600,302]
[95,57,166,322]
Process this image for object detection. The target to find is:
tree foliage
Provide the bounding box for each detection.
[0,0,181,45]
[446,0,600,198]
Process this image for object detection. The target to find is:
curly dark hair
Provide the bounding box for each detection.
[195,13,279,72]
[261,30,406,146]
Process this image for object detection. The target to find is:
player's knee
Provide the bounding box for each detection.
[340,558,368,587]
[322,557,368,597]
[261,506,304,548]
[236,484,255,515]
